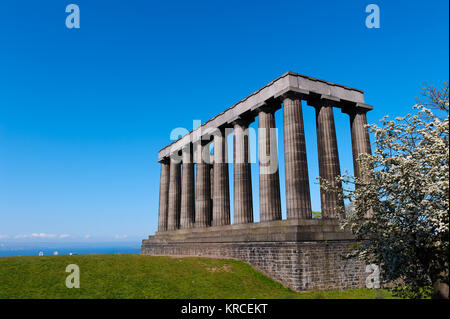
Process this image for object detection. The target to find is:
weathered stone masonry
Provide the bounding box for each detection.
[142,72,373,291]
[142,240,366,292]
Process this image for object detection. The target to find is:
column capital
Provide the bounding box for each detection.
[307,94,339,108]
[254,100,281,115]
[158,157,170,164]
[341,103,373,116]
[251,97,281,114]
[275,88,309,102]
[216,125,234,138]
[168,149,183,164]
[230,115,254,127]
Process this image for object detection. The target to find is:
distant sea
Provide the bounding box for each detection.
[0,242,141,257]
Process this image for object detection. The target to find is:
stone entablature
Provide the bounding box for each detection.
[158,71,371,162]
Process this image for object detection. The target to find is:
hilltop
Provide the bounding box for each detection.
[0,254,394,299]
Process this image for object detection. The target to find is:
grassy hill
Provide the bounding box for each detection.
[0,254,395,299]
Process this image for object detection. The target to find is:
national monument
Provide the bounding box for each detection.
[141,72,373,291]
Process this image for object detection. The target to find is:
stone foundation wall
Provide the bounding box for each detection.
[141,240,366,292]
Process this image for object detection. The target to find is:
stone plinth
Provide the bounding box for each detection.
[141,219,367,292]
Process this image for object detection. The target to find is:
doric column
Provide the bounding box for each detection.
[345,107,373,218]
[180,144,195,229]
[347,108,372,179]
[314,101,344,219]
[282,94,312,219]
[233,119,253,224]
[157,159,170,232]
[167,156,181,231]
[195,142,212,227]
[258,106,282,222]
[209,158,214,225]
[212,128,231,226]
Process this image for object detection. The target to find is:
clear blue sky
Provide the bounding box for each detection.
[0,0,448,243]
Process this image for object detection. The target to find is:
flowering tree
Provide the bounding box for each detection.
[325,83,449,299]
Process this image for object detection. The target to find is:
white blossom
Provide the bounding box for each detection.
[321,83,449,298]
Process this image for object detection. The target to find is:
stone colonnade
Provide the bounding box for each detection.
[157,73,372,232]
[157,102,371,232]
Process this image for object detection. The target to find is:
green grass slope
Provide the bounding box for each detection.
[0,254,394,299]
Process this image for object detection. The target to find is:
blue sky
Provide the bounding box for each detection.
[0,0,448,243]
